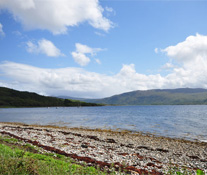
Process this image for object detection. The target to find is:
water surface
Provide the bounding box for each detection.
[0,105,207,141]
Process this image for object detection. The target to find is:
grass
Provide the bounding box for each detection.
[166,161,205,175]
[166,168,205,175]
[0,135,110,175]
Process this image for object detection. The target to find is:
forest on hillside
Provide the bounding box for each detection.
[0,87,102,108]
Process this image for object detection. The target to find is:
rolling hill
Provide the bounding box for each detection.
[0,87,102,107]
[88,88,207,105]
[2,87,207,107]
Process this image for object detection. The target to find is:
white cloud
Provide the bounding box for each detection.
[105,6,115,16]
[27,41,37,53]
[95,58,101,64]
[161,33,207,89]
[105,7,113,13]
[76,43,94,54]
[161,62,174,70]
[1,34,207,98]
[76,43,103,55]
[71,43,103,66]
[27,39,64,57]
[95,32,105,37]
[154,48,159,54]
[0,0,113,34]
[0,23,5,36]
[71,52,91,67]
[0,61,165,98]
[162,33,207,64]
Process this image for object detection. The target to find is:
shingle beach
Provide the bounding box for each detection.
[0,122,206,174]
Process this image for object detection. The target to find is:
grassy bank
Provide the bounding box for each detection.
[0,135,110,175]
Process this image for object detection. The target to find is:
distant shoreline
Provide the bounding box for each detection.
[0,122,206,174]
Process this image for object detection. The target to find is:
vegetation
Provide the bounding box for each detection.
[0,87,102,107]
[0,135,109,175]
[63,99,101,107]
[89,88,207,105]
[166,163,205,175]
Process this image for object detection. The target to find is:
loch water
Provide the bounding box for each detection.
[0,105,207,141]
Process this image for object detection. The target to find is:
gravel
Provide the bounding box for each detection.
[0,122,206,174]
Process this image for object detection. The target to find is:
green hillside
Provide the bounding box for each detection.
[0,87,102,108]
[90,88,207,105]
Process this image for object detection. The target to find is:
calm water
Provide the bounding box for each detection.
[0,105,207,141]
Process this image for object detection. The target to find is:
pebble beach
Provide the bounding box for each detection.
[0,122,206,174]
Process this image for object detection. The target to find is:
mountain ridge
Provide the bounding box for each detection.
[2,87,207,106]
[86,88,207,105]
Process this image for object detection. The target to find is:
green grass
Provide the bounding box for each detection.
[166,162,205,175]
[167,169,205,175]
[0,135,19,143]
[0,135,110,175]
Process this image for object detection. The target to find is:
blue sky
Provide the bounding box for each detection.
[1,0,207,98]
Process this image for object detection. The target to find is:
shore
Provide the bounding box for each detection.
[0,122,206,174]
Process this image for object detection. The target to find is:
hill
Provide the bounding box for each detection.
[0,87,102,108]
[89,88,207,105]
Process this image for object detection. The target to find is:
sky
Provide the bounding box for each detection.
[1,0,207,98]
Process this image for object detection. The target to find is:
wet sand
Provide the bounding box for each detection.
[0,122,206,174]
